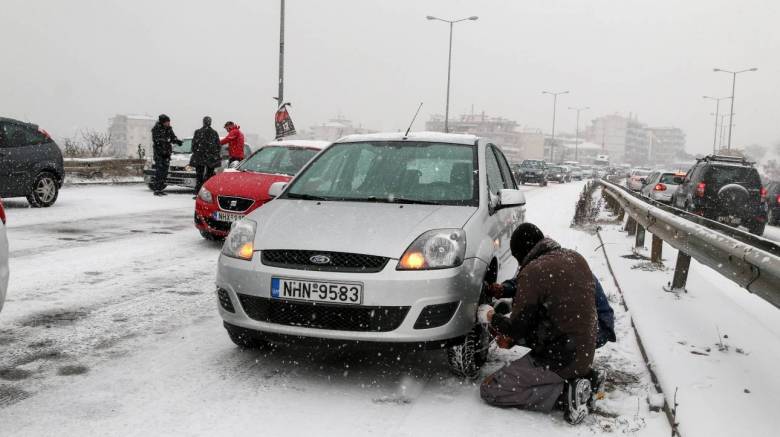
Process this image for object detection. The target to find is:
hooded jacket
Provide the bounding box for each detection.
[491,238,597,379]
[151,122,181,157]
[219,125,245,160]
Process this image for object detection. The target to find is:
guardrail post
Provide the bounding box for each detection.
[625,216,637,235]
[651,235,663,264]
[664,251,691,293]
[635,224,646,248]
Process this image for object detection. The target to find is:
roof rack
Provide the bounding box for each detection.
[699,154,754,166]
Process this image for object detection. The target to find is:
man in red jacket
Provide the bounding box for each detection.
[220,121,245,167]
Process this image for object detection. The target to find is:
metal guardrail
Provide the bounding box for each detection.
[598,179,780,308]
[63,158,145,178]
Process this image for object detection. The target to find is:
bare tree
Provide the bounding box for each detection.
[63,136,86,158]
[80,129,112,157]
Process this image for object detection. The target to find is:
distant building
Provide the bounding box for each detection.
[299,116,376,142]
[108,114,156,158]
[647,127,686,165]
[585,114,650,165]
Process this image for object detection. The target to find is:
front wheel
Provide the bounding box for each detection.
[446,323,490,379]
[26,172,59,207]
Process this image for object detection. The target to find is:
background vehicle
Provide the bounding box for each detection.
[767,181,780,225]
[195,140,328,240]
[570,166,584,180]
[143,139,253,191]
[515,159,548,185]
[627,168,652,191]
[640,171,685,204]
[0,198,7,313]
[547,165,569,183]
[579,165,594,178]
[0,117,64,207]
[672,155,768,235]
[216,132,526,379]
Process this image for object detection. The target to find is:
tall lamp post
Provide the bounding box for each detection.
[703,96,730,155]
[713,67,757,150]
[568,106,589,162]
[426,15,479,133]
[542,90,569,162]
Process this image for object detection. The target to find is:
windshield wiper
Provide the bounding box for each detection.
[368,196,440,205]
[286,193,329,201]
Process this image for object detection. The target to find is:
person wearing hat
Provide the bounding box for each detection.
[150,114,183,196]
[190,116,220,196]
[478,223,597,425]
[219,121,245,167]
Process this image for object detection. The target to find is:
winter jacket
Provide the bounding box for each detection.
[151,122,181,158]
[190,125,221,167]
[491,238,597,379]
[220,125,245,160]
[499,275,616,348]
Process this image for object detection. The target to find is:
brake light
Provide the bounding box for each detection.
[776,194,780,205]
[0,198,5,224]
[38,128,52,140]
[759,187,767,202]
[696,182,706,198]
[654,183,667,191]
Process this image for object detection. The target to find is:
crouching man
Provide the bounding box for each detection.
[479,223,597,425]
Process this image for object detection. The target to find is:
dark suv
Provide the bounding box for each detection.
[515,159,548,185]
[672,155,768,235]
[0,117,64,207]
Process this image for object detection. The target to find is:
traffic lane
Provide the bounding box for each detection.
[763,224,780,243]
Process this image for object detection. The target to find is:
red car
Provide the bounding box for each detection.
[194,140,329,240]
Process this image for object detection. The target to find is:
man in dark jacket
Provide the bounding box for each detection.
[479,223,597,425]
[190,116,220,195]
[151,114,182,196]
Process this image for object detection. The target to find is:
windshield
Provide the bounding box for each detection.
[172,139,192,154]
[632,169,651,177]
[521,160,544,168]
[238,146,318,175]
[659,173,683,184]
[705,165,761,188]
[284,141,477,206]
[549,166,564,173]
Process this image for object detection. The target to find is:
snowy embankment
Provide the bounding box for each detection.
[0,183,670,436]
[597,191,780,437]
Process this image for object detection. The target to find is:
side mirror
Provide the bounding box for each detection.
[497,189,526,209]
[268,181,287,198]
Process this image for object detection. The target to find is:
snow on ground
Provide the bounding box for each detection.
[763,223,780,243]
[597,195,780,437]
[0,183,670,436]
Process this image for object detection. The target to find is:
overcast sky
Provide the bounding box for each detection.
[1,0,778,155]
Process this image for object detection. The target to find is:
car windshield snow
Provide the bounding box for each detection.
[239,146,318,176]
[172,138,192,154]
[521,160,544,168]
[283,141,477,206]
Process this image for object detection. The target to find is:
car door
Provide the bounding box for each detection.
[485,144,518,277]
[0,121,37,196]
[0,121,13,196]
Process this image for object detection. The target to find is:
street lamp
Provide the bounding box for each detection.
[713,67,757,150]
[703,96,731,155]
[426,15,479,133]
[568,106,589,162]
[542,90,569,162]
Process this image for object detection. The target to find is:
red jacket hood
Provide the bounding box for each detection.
[203,170,291,201]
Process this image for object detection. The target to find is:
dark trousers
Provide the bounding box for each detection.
[480,355,565,413]
[194,165,215,193]
[153,153,170,192]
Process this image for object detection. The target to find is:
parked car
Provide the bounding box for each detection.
[765,181,780,226]
[547,165,569,183]
[515,159,548,185]
[579,165,594,178]
[195,140,329,240]
[627,169,652,191]
[640,171,685,204]
[570,166,584,181]
[216,132,526,378]
[0,198,7,313]
[143,139,253,191]
[0,117,64,207]
[672,155,768,235]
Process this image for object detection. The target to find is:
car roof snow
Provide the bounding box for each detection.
[335,131,479,146]
[265,140,331,150]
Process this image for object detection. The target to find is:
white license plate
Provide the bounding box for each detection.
[271,277,363,305]
[213,211,244,223]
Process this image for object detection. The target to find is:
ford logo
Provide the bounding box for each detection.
[309,254,331,265]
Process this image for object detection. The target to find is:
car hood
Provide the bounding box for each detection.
[204,171,292,201]
[249,200,478,258]
[169,153,192,167]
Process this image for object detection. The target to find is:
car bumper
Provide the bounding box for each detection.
[520,174,545,182]
[216,255,486,343]
[143,169,197,188]
[649,192,673,203]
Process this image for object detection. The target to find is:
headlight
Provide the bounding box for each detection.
[222,219,257,261]
[185,165,195,172]
[198,187,213,203]
[397,229,466,270]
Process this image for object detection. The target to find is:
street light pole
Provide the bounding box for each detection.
[713,67,757,150]
[542,90,569,162]
[569,106,589,162]
[703,96,730,155]
[427,15,478,133]
[276,0,285,106]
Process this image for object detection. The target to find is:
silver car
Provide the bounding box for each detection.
[216,132,526,378]
[640,171,685,204]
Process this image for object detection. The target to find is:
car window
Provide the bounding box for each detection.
[485,145,505,195]
[491,145,517,189]
[4,123,45,147]
[0,122,8,148]
[240,146,319,176]
[659,173,682,184]
[704,165,761,188]
[172,139,192,154]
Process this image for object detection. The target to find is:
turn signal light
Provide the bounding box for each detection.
[759,187,767,202]
[399,252,426,270]
[238,242,254,260]
[654,183,667,192]
[0,199,5,224]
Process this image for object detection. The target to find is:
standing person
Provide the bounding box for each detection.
[151,114,182,196]
[220,121,245,167]
[478,223,597,425]
[190,116,220,196]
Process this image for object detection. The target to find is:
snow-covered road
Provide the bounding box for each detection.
[0,183,669,436]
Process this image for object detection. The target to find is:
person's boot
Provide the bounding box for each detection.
[154,191,166,197]
[587,369,606,409]
[563,378,590,425]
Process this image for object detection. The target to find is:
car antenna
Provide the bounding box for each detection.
[403,102,424,139]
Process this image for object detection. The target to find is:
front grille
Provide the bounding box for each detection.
[217,289,235,313]
[218,196,255,212]
[169,165,187,172]
[237,294,409,332]
[261,250,389,273]
[205,217,232,233]
[414,302,460,329]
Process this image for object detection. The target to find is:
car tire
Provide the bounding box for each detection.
[26,172,59,207]
[541,180,548,187]
[225,325,270,349]
[199,229,223,241]
[446,323,489,380]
